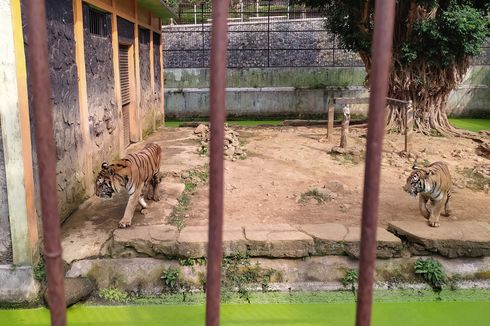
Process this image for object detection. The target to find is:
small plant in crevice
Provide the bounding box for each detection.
[414,258,446,292]
[340,269,358,295]
[298,188,332,204]
[98,287,129,303]
[221,253,275,304]
[161,267,181,292]
[33,258,46,283]
[168,166,209,230]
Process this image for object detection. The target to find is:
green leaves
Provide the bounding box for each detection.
[414,258,447,291]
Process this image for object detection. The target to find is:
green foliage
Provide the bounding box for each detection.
[161,267,181,291]
[33,259,46,283]
[179,257,207,267]
[98,287,129,303]
[414,258,447,291]
[221,253,275,303]
[297,1,489,68]
[299,188,332,204]
[340,269,358,295]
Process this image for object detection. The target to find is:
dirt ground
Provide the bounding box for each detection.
[156,125,490,228]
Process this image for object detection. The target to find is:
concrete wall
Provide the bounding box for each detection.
[164,66,490,119]
[0,124,12,264]
[83,4,119,185]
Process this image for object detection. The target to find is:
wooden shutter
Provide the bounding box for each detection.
[119,45,130,106]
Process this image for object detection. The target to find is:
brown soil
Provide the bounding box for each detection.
[171,125,490,228]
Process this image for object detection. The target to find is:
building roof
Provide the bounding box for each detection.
[137,0,176,19]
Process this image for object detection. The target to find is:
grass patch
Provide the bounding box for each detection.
[299,188,332,204]
[168,166,209,230]
[2,290,490,326]
[449,118,490,132]
[98,287,129,303]
[330,153,362,165]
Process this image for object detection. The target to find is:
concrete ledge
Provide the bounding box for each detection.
[388,221,490,258]
[112,225,178,258]
[0,265,39,304]
[245,224,314,257]
[344,227,403,259]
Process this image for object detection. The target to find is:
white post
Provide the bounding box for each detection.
[240,0,243,22]
[256,0,259,17]
[194,4,197,25]
[0,0,36,265]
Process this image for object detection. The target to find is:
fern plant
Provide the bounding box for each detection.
[414,258,446,291]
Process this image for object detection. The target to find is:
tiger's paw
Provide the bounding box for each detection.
[428,219,440,227]
[140,208,148,215]
[118,219,132,228]
[152,194,161,202]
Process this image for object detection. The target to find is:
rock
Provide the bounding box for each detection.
[44,277,94,307]
[194,124,208,135]
[325,180,346,193]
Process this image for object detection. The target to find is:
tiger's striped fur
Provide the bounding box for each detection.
[95,143,162,228]
[403,161,452,227]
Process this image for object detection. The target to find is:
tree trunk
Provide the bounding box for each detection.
[382,57,481,139]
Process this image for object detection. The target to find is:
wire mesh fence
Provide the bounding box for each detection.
[162,1,490,69]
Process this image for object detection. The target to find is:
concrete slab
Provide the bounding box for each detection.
[388,220,490,258]
[297,223,348,255]
[344,226,403,259]
[0,265,39,304]
[244,224,314,257]
[112,225,178,258]
[175,225,247,258]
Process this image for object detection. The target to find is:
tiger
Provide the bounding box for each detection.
[95,143,162,228]
[402,161,452,227]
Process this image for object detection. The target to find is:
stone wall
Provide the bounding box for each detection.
[22,0,85,220]
[139,28,154,136]
[0,123,12,264]
[153,33,162,121]
[83,4,119,181]
[164,18,489,69]
[163,18,363,68]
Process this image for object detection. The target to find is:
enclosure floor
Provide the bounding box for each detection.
[61,126,490,262]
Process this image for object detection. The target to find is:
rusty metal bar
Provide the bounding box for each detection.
[25,1,66,325]
[206,1,230,326]
[355,1,395,326]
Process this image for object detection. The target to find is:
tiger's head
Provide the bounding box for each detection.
[403,163,431,198]
[95,162,128,199]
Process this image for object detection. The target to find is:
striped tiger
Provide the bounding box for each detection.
[95,143,162,228]
[403,161,452,227]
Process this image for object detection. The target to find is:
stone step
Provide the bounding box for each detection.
[388,220,490,258]
[111,223,403,259]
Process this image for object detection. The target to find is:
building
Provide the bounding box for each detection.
[0,0,174,303]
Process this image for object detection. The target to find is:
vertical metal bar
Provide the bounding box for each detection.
[355,1,395,326]
[201,3,205,68]
[25,1,67,326]
[206,0,230,325]
[267,0,270,67]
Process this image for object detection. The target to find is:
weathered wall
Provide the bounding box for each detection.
[0,123,12,264]
[153,32,162,121]
[22,0,85,220]
[164,67,369,119]
[164,66,490,119]
[83,4,118,180]
[138,27,154,136]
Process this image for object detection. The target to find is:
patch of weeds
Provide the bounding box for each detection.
[457,167,490,192]
[197,145,208,156]
[168,166,209,230]
[340,269,358,295]
[98,287,129,303]
[161,267,181,292]
[330,153,362,165]
[299,188,332,204]
[160,267,193,301]
[179,257,207,267]
[33,259,46,283]
[414,258,446,292]
[221,253,276,303]
[388,127,400,134]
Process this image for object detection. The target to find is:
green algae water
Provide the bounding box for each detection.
[1,290,490,326]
